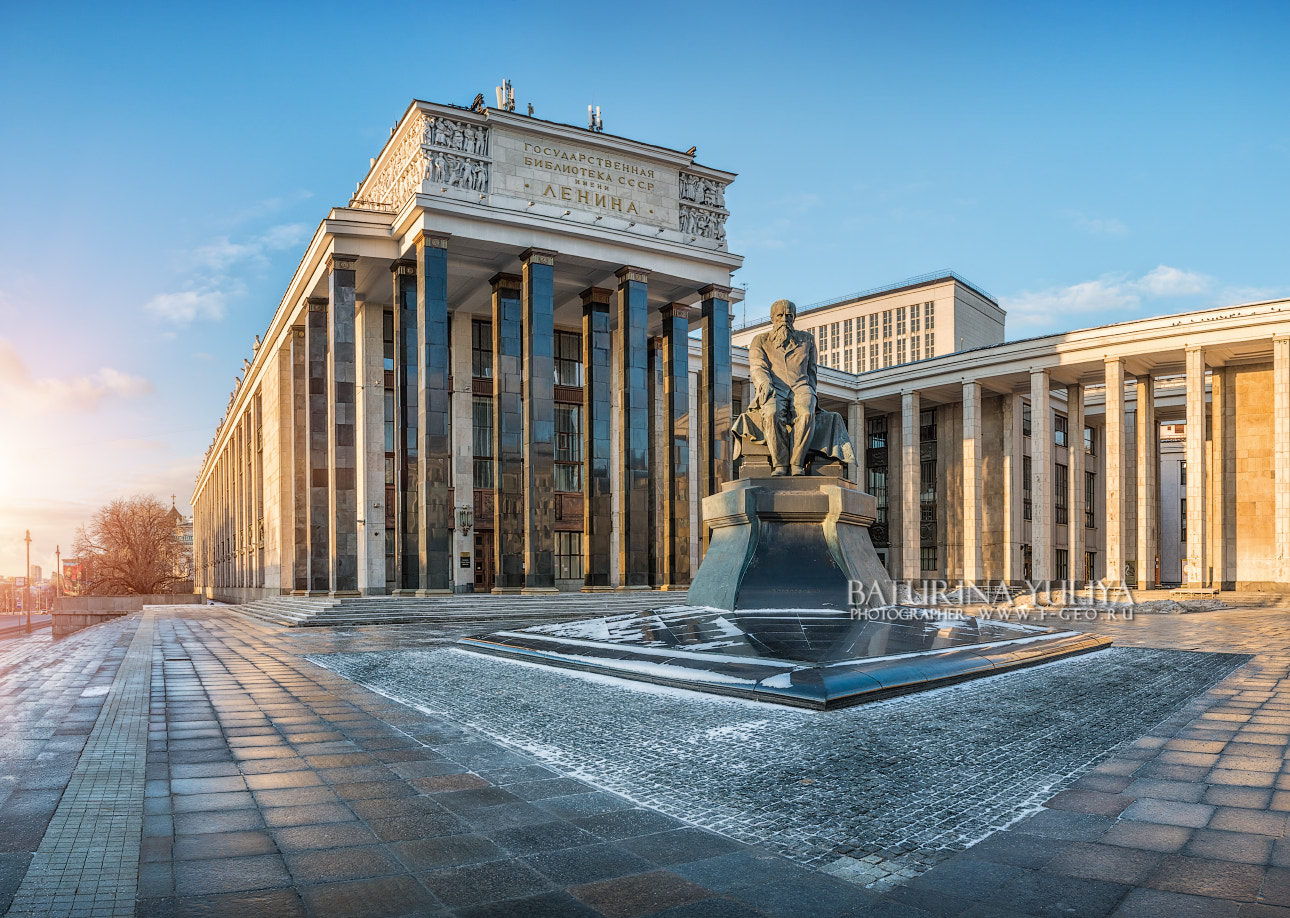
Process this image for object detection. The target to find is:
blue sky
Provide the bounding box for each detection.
[1,0,1286,575]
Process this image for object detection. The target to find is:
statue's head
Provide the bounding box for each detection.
[770,299,797,331]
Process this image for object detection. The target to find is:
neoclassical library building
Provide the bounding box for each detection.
[192,97,1290,601]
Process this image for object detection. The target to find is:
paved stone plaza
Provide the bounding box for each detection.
[2,601,1290,916]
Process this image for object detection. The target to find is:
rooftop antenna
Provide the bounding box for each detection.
[495,80,515,112]
[587,105,603,132]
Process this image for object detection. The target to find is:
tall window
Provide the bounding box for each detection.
[843,350,853,373]
[472,396,494,488]
[867,416,889,547]
[868,415,888,449]
[1085,472,1096,528]
[556,531,583,580]
[920,546,938,572]
[896,338,906,364]
[882,310,892,339]
[843,319,852,347]
[911,335,921,362]
[869,342,878,369]
[383,311,395,372]
[1022,404,1032,437]
[831,322,840,351]
[1055,463,1068,524]
[555,404,583,491]
[925,331,934,358]
[924,301,935,329]
[1084,426,1095,453]
[472,320,492,379]
[554,330,582,386]
[1055,415,1068,447]
[895,307,907,336]
[883,340,892,367]
[1056,548,1069,580]
[857,318,865,344]
[1023,455,1032,521]
[869,313,878,341]
[911,302,921,335]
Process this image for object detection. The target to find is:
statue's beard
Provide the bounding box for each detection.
[772,324,792,347]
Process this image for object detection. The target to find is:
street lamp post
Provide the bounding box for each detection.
[23,529,31,632]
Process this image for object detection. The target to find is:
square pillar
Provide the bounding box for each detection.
[1275,337,1290,585]
[491,272,525,593]
[698,284,733,549]
[901,391,920,583]
[1031,369,1052,583]
[1185,347,1208,588]
[1002,393,1024,585]
[1067,384,1085,585]
[1105,358,1127,587]
[449,307,475,593]
[848,400,865,486]
[581,287,613,591]
[417,232,453,594]
[660,304,691,589]
[391,260,420,593]
[326,254,360,595]
[521,248,558,593]
[1210,367,1229,589]
[354,299,386,595]
[616,266,651,589]
[305,297,330,593]
[1136,374,1158,589]
[648,336,663,586]
[962,381,983,584]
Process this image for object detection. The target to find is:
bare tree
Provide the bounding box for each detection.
[72,494,191,595]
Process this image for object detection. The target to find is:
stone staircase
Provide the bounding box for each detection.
[233,591,683,628]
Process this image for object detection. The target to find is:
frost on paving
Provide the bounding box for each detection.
[312,644,1245,880]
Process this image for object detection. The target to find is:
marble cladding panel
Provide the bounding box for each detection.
[583,303,613,588]
[618,276,650,587]
[494,280,525,590]
[524,257,556,588]
[396,272,421,590]
[420,242,452,590]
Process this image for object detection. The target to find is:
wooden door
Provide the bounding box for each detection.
[474,531,494,593]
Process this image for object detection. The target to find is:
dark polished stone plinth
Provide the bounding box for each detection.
[459,606,1113,710]
[687,476,891,612]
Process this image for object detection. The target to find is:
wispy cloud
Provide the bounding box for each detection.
[0,337,152,414]
[1003,265,1214,334]
[145,223,309,325]
[1068,212,1129,236]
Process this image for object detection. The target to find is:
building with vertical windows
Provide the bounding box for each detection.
[731,272,1005,373]
[193,97,1290,602]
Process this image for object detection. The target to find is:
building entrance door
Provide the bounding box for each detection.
[474,532,494,593]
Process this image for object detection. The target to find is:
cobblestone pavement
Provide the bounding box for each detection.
[2,602,1290,917]
[315,643,1243,886]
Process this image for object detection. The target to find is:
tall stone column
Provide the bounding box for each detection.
[417,232,452,594]
[326,254,360,595]
[1002,394,1024,584]
[305,297,330,593]
[1031,370,1052,582]
[1135,374,1158,589]
[521,248,557,593]
[1185,347,1208,588]
[581,287,613,591]
[962,381,983,585]
[1276,337,1290,586]
[391,260,420,593]
[354,299,385,595]
[289,327,308,593]
[1105,358,1126,587]
[491,273,525,593]
[848,400,865,486]
[1067,384,1085,584]
[901,391,921,583]
[647,336,662,586]
[1210,367,1228,589]
[660,304,691,589]
[615,267,652,588]
[698,284,732,549]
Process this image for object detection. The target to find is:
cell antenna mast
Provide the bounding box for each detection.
[496,79,515,112]
[587,105,603,132]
